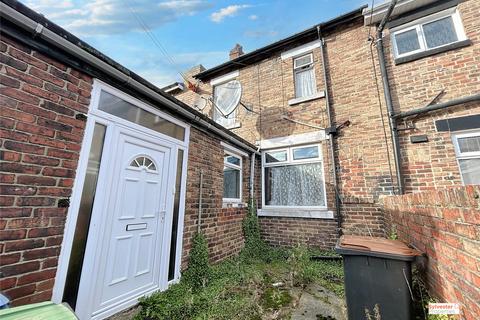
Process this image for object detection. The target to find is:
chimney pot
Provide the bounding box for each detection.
[229,44,244,60]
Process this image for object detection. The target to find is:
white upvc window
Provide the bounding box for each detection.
[262,144,327,209]
[391,8,467,59]
[223,152,242,202]
[293,53,317,99]
[213,80,239,129]
[452,131,480,185]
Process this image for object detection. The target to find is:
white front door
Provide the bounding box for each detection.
[77,125,175,319]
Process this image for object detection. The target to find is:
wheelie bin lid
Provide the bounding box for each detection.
[335,235,421,261]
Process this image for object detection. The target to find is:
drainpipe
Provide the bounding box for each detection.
[250,152,255,200]
[375,0,404,194]
[198,170,204,233]
[317,26,343,236]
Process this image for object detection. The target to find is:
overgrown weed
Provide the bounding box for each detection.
[135,199,344,319]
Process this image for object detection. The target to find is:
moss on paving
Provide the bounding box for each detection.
[134,247,344,320]
[261,287,293,310]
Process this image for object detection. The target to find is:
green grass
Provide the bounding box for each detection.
[134,246,344,320]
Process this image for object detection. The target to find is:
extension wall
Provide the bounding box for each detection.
[383,186,480,320]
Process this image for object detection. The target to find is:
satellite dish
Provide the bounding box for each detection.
[214,80,242,117]
[193,94,208,111]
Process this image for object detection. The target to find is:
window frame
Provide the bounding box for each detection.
[212,80,240,129]
[452,130,480,185]
[128,155,158,172]
[93,82,189,144]
[391,8,467,59]
[223,151,243,203]
[264,149,288,164]
[261,143,327,210]
[293,53,317,99]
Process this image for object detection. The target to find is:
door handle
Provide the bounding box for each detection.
[157,210,166,222]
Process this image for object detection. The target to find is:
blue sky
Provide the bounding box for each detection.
[22,0,368,87]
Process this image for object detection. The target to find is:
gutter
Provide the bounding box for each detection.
[375,0,405,195]
[162,82,185,94]
[393,94,480,119]
[0,1,258,155]
[317,26,343,236]
[362,0,438,26]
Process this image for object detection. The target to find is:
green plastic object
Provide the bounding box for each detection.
[0,301,77,320]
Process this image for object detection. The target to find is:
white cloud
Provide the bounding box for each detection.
[244,30,278,38]
[125,49,227,86]
[210,4,251,23]
[248,14,258,20]
[24,0,213,35]
[25,0,74,10]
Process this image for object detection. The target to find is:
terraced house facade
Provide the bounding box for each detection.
[171,0,480,245]
[169,1,480,316]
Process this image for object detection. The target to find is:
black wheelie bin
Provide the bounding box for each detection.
[335,235,421,320]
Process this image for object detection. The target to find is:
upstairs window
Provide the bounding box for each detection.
[293,53,317,99]
[223,152,242,202]
[391,8,467,59]
[452,131,480,185]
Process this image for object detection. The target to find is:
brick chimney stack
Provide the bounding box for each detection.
[229,44,244,60]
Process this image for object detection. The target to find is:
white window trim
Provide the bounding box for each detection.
[281,40,321,60]
[288,91,325,106]
[257,131,328,150]
[294,53,314,69]
[223,151,243,203]
[91,80,189,146]
[392,24,426,58]
[261,143,328,213]
[391,8,467,59]
[221,142,249,157]
[293,53,318,99]
[452,130,480,185]
[257,209,334,219]
[210,70,239,86]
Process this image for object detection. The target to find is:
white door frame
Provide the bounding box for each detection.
[78,125,175,319]
[52,80,190,318]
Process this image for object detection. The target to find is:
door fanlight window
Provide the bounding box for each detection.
[129,156,157,171]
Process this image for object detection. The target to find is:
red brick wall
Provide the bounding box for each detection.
[382,186,480,320]
[181,127,253,266]
[382,0,480,193]
[259,217,338,248]
[0,35,92,305]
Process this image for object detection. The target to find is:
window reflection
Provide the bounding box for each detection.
[98,90,185,141]
[168,149,184,280]
[63,123,106,309]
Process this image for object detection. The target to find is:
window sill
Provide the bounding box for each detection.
[288,91,325,106]
[224,122,241,130]
[395,39,472,65]
[222,201,245,208]
[258,208,334,219]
